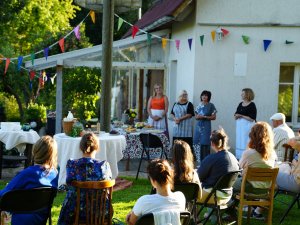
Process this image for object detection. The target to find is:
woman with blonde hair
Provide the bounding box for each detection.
[0,135,58,225]
[147,83,169,130]
[58,132,112,225]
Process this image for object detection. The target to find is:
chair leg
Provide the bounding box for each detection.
[280,194,300,224]
[238,204,243,225]
[267,206,273,225]
[136,148,145,180]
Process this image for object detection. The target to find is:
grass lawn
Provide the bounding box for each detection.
[0,177,299,224]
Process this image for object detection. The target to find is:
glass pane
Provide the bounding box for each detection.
[279,66,294,83]
[278,85,293,122]
[298,87,300,123]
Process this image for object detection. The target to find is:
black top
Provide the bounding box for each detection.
[171,101,195,116]
[197,150,239,189]
[235,102,257,120]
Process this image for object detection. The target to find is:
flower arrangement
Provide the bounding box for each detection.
[124,108,137,119]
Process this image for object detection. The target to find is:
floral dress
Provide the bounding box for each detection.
[57,158,112,225]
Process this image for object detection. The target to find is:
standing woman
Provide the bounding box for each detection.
[193,90,217,161]
[147,83,169,130]
[170,90,194,150]
[234,88,257,159]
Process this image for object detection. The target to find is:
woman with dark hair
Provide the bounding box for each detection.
[193,90,217,161]
[126,159,185,225]
[0,136,58,225]
[234,88,257,159]
[58,133,112,225]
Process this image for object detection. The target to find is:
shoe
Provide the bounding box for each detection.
[251,211,265,220]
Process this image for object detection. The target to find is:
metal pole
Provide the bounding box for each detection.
[55,65,63,134]
[100,0,114,132]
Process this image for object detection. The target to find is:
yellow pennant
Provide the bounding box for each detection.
[211,30,216,42]
[0,54,3,64]
[162,38,167,49]
[90,11,96,24]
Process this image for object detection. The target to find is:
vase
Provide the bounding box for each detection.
[128,117,135,126]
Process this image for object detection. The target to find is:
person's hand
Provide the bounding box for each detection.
[153,116,161,121]
[234,114,242,120]
[126,212,131,224]
[175,118,181,124]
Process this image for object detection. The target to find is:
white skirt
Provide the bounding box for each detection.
[148,109,166,130]
[236,118,254,159]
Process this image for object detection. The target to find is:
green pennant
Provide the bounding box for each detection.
[30,53,35,65]
[242,35,250,44]
[285,40,294,44]
[117,17,124,31]
[147,33,152,45]
[200,35,204,46]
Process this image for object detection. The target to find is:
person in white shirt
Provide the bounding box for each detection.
[270,113,295,162]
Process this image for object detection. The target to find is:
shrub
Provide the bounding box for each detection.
[0,92,21,121]
[24,102,47,128]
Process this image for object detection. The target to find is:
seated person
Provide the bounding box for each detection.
[0,136,59,225]
[197,128,239,205]
[276,137,300,193]
[172,140,202,199]
[58,132,112,225]
[126,159,186,225]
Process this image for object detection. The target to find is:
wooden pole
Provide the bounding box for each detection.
[100,0,114,132]
[55,65,63,134]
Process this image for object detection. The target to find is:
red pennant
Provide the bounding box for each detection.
[221,28,229,36]
[30,71,36,80]
[59,38,65,52]
[132,26,139,39]
[4,58,10,75]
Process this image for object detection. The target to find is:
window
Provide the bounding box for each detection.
[278,65,300,126]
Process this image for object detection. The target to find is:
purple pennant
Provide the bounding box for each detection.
[74,25,81,40]
[44,47,49,60]
[188,38,193,51]
[263,40,272,52]
[17,56,23,71]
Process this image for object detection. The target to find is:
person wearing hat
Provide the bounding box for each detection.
[270,112,294,162]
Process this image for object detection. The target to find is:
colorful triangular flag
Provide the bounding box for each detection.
[29,81,32,90]
[263,40,272,52]
[44,47,49,60]
[188,38,193,51]
[211,31,216,42]
[59,38,65,53]
[162,38,167,49]
[221,28,229,36]
[30,70,35,80]
[4,58,10,75]
[90,11,96,23]
[132,26,139,39]
[242,35,250,44]
[30,53,35,65]
[118,17,124,31]
[175,40,180,52]
[200,35,204,46]
[74,26,80,40]
[285,40,294,44]
[147,33,152,45]
[17,56,23,71]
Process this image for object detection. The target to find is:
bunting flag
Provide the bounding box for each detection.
[30,71,36,80]
[242,35,250,44]
[285,40,294,44]
[59,38,65,53]
[162,38,167,49]
[39,74,44,89]
[4,58,10,75]
[90,11,96,24]
[188,38,193,51]
[0,54,3,64]
[74,26,81,40]
[44,47,49,60]
[50,73,57,84]
[147,33,152,44]
[30,53,35,65]
[29,81,32,90]
[132,25,139,39]
[221,28,229,36]
[200,35,204,46]
[17,56,23,71]
[118,17,124,31]
[175,40,180,52]
[263,40,272,52]
[211,30,216,42]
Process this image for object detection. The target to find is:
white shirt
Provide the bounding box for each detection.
[132,192,186,217]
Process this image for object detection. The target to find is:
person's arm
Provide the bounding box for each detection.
[0,171,25,196]
[126,211,138,225]
[163,95,169,117]
[66,160,76,185]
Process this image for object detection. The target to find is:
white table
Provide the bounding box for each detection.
[54,133,126,187]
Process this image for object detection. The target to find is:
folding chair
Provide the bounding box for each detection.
[0,187,57,225]
[196,170,240,225]
[236,167,279,225]
[282,143,295,163]
[136,133,167,179]
[135,211,191,225]
[71,180,115,225]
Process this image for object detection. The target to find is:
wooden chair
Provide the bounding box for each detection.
[282,143,295,162]
[0,187,57,225]
[236,167,279,225]
[135,211,191,225]
[136,133,167,179]
[71,180,115,225]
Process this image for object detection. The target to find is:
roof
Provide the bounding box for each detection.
[123,0,193,38]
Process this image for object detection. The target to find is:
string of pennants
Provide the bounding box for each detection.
[0,10,296,88]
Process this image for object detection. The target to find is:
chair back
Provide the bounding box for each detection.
[71,180,115,225]
[0,187,57,225]
[282,144,295,163]
[139,133,163,149]
[135,211,191,225]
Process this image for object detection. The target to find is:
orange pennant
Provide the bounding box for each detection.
[59,38,65,53]
[162,38,167,49]
[211,31,216,42]
[90,11,96,24]
[4,58,10,75]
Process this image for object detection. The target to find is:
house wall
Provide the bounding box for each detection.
[167,0,300,151]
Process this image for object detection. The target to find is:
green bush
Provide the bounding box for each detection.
[24,102,47,126]
[0,92,21,121]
